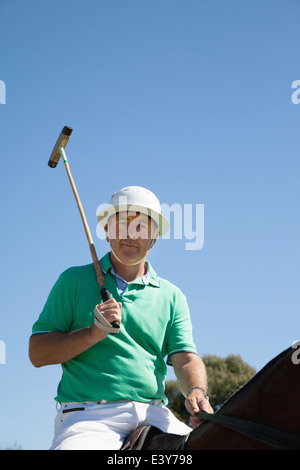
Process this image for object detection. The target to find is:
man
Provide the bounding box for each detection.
[29,186,213,450]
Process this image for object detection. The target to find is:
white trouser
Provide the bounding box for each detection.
[50,400,191,450]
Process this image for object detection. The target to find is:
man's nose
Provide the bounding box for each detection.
[127,222,139,240]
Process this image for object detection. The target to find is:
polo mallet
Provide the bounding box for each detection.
[48,125,120,332]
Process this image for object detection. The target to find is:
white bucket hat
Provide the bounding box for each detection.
[97,186,170,236]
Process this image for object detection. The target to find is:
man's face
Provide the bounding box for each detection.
[106,211,158,265]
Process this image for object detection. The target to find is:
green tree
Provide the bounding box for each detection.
[165,354,256,422]
[202,354,256,410]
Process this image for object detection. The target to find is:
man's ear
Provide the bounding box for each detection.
[104,224,109,242]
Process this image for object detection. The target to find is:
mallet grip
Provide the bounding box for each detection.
[101,288,121,329]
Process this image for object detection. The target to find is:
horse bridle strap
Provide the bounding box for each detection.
[188,411,300,450]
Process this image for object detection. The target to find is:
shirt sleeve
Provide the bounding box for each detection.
[166,288,198,365]
[31,270,74,335]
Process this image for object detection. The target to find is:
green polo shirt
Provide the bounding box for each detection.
[31,253,197,405]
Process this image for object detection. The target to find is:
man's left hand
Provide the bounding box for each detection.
[185,389,214,428]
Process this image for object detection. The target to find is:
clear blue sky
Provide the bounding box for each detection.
[0,0,299,450]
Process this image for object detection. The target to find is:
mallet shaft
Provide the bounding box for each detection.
[48,127,120,332]
[59,147,104,288]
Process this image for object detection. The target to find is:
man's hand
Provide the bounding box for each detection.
[98,297,122,325]
[185,388,214,428]
[91,298,122,337]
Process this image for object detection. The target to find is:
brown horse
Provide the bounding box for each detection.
[128,347,300,450]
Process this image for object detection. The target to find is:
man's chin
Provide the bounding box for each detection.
[110,243,148,266]
[115,246,141,265]
[119,254,140,265]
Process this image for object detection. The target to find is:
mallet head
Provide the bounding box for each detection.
[48,126,73,168]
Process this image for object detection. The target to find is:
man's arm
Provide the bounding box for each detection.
[29,298,121,367]
[29,327,105,367]
[171,352,214,427]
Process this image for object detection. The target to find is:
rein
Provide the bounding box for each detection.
[180,412,300,450]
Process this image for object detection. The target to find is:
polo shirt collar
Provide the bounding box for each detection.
[100,252,160,287]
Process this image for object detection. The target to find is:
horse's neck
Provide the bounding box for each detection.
[187,348,299,450]
[216,348,297,426]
